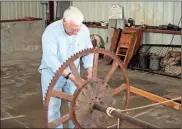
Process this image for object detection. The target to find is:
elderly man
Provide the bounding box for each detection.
[38,6,93,128]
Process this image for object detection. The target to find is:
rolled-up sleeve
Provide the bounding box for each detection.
[81,28,94,69]
[42,33,63,73]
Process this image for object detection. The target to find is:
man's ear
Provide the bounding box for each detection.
[63,18,66,24]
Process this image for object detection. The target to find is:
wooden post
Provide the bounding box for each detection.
[129,86,181,110]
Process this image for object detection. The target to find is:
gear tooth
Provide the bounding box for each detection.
[51,74,55,80]
[44,95,47,100]
[56,69,59,73]
[62,62,66,66]
[49,82,52,86]
[62,62,66,65]
[60,64,64,67]
[51,77,54,83]
[44,88,49,101]
[58,67,61,71]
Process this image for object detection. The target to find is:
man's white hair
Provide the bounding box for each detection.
[63,6,84,26]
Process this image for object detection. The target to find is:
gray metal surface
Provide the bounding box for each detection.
[1,1,43,20]
[72,1,181,53]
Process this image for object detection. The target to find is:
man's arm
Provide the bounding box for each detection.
[81,27,94,79]
[42,33,71,78]
[42,32,83,84]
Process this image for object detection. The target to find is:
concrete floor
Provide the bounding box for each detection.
[1,51,181,128]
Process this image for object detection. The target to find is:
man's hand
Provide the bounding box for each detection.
[68,73,85,86]
[62,69,85,86]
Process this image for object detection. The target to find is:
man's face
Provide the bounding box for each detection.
[63,19,81,36]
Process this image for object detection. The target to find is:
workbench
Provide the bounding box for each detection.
[85,24,181,35]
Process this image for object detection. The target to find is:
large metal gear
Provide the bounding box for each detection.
[44,48,130,128]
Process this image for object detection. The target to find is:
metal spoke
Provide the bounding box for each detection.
[69,62,79,76]
[76,111,92,123]
[92,82,101,99]
[97,85,110,102]
[76,107,92,126]
[86,84,94,99]
[81,85,94,100]
[77,89,91,102]
[76,100,90,108]
[104,61,118,85]
[75,101,92,111]
[92,110,104,127]
[48,114,70,128]
[69,62,84,88]
[112,84,127,96]
[92,53,99,79]
[51,89,73,101]
[76,97,89,104]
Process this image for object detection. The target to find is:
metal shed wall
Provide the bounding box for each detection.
[72,1,181,26]
[1,1,180,55]
[1,1,43,20]
[73,1,181,55]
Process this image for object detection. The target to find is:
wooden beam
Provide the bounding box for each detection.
[129,86,181,110]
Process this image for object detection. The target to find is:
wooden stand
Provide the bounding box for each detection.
[113,84,181,110]
[130,86,181,110]
[115,28,143,67]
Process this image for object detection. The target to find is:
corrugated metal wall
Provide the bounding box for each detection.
[73,1,181,55]
[1,1,43,20]
[73,1,181,26]
[1,1,181,55]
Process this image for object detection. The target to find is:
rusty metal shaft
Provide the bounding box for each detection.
[93,103,160,129]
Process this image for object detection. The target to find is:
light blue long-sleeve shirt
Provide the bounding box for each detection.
[38,19,94,74]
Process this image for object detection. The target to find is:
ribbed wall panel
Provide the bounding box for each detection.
[1,1,43,20]
[73,1,181,50]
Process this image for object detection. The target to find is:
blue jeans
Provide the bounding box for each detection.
[41,69,76,128]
